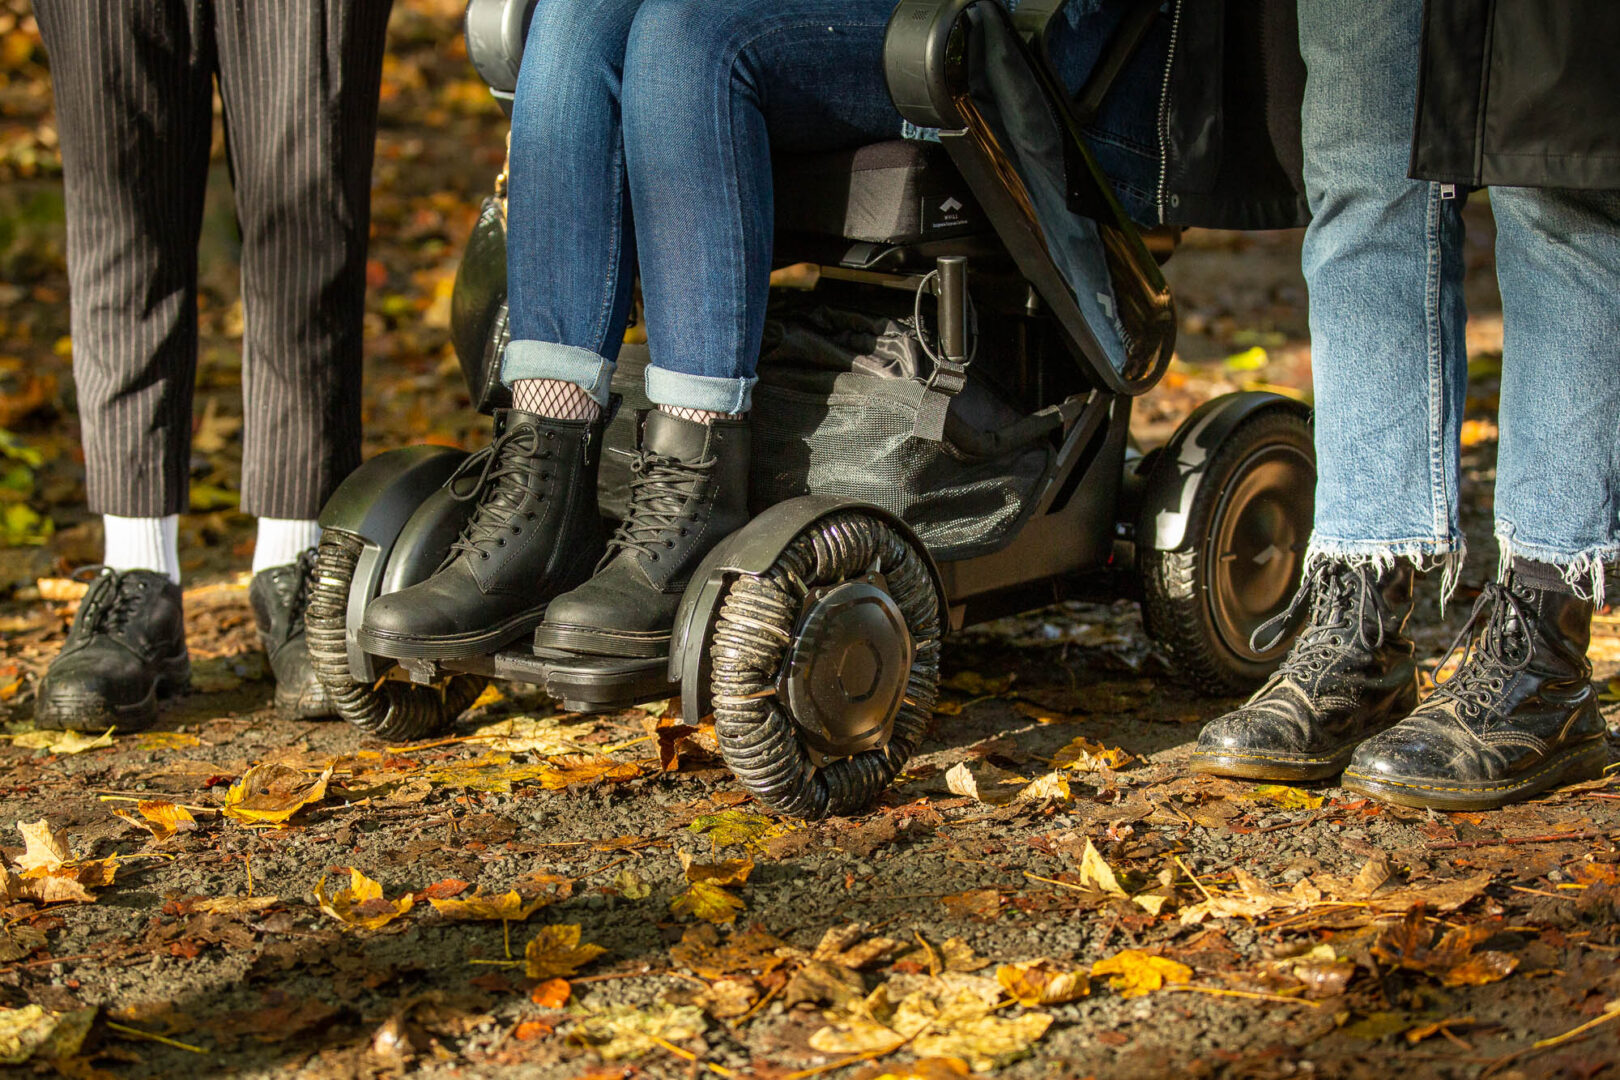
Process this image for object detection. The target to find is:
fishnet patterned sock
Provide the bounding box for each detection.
[511,378,601,421]
[658,404,744,425]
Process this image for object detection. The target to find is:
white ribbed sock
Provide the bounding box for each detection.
[103,514,181,584]
[252,517,322,574]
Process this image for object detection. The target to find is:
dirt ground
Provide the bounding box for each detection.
[2,3,1618,1078]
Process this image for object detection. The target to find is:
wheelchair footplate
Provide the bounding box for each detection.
[396,649,675,714]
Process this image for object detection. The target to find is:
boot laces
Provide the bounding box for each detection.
[286,547,320,636]
[606,450,713,565]
[69,566,150,639]
[1428,581,1534,720]
[444,422,555,567]
[1253,562,1387,681]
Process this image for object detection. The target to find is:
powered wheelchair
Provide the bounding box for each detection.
[306,0,1316,819]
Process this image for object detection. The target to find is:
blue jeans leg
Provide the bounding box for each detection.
[1491,185,1620,601]
[620,0,899,411]
[499,0,643,407]
[1297,0,1470,592]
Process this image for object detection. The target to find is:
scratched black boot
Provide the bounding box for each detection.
[1190,560,1418,781]
[1343,560,1607,810]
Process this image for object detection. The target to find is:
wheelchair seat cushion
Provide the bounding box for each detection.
[774,140,985,245]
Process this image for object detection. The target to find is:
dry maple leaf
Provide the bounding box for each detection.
[569,1003,705,1060]
[1370,909,1519,987]
[679,852,753,887]
[1052,736,1132,772]
[670,881,745,924]
[669,924,788,980]
[467,715,597,755]
[9,727,114,756]
[0,1004,96,1065]
[223,763,331,825]
[1090,949,1192,998]
[314,868,414,931]
[940,889,1001,923]
[429,888,550,922]
[686,810,786,850]
[14,820,71,873]
[535,754,645,790]
[995,960,1090,1006]
[524,923,607,979]
[111,800,198,842]
[1241,785,1324,811]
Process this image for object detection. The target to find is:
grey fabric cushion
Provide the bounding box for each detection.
[774,140,985,245]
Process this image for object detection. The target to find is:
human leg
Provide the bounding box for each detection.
[532,0,898,659]
[1341,186,1620,807]
[1194,0,1452,778]
[360,0,647,657]
[31,0,208,729]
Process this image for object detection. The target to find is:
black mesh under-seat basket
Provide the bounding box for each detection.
[748,305,1050,561]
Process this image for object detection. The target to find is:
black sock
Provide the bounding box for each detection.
[1509,556,1576,595]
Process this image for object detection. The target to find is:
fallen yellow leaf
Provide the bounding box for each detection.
[1051,736,1132,772]
[569,1003,704,1060]
[1241,785,1324,811]
[0,1004,95,1065]
[223,763,331,825]
[1090,949,1192,998]
[995,960,1090,1006]
[112,800,197,842]
[314,868,414,931]
[133,731,202,751]
[14,819,71,873]
[524,923,607,980]
[679,852,754,887]
[428,888,550,922]
[9,727,114,755]
[467,715,597,755]
[670,881,746,924]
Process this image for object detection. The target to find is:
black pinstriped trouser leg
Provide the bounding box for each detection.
[34,0,392,519]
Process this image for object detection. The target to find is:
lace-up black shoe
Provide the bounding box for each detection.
[358,409,608,659]
[533,410,750,659]
[1190,561,1418,780]
[35,568,190,732]
[1344,566,1607,810]
[251,548,333,719]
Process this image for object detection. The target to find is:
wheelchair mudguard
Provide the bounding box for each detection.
[317,446,470,681]
[669,494,946,726]
[1137,391,1312,552]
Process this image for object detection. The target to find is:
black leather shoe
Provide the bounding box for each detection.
[359,409,608,659]
[1190,561,1418,780]
[35,568,190,732]
[1343,566,1608,810]
[251,548,333,719]
[534,410,750,659]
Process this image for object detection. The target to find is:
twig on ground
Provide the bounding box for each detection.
[106,1021,207,1054]
[1427,829,1604,851]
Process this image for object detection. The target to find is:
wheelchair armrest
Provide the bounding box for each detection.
[464,0,538,110]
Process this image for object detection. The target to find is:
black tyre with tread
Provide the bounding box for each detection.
[1140,409,1315,694]
[306,530,487,741]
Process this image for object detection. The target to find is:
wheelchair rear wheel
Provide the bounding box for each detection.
[707,511,942,819]
[1141,409,1316,694]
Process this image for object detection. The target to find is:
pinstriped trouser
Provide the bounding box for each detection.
[34,0,392,519]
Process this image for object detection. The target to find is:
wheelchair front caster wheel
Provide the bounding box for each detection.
[708,510,943,819]
[305,530,488,741]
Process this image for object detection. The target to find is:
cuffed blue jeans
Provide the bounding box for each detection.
[1298,0,1620,600]
[502,0,901,413]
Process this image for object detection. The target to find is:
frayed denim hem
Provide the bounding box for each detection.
[1494,528,1619,608]
[1305,535,1468,609]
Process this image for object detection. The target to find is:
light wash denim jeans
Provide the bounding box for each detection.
[501,0,1163,411]
[1298,0,1620,602]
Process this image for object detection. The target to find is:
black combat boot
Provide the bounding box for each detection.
[533,410,750,659]
[251,548,333,719]
[359,410,608,659]
[1343,562,1608,810]
[1190,560,1418,780]
[35,568,190,732]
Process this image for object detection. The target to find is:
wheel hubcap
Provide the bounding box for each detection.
[779,574,913,766]
[1206,445,1314,663]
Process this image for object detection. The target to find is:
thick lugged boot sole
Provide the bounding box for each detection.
[33,654,191,733]
[531,622,670,660]
[358,607,548,661]
[1341,738,1610,811]
[1187,743,1356,782]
